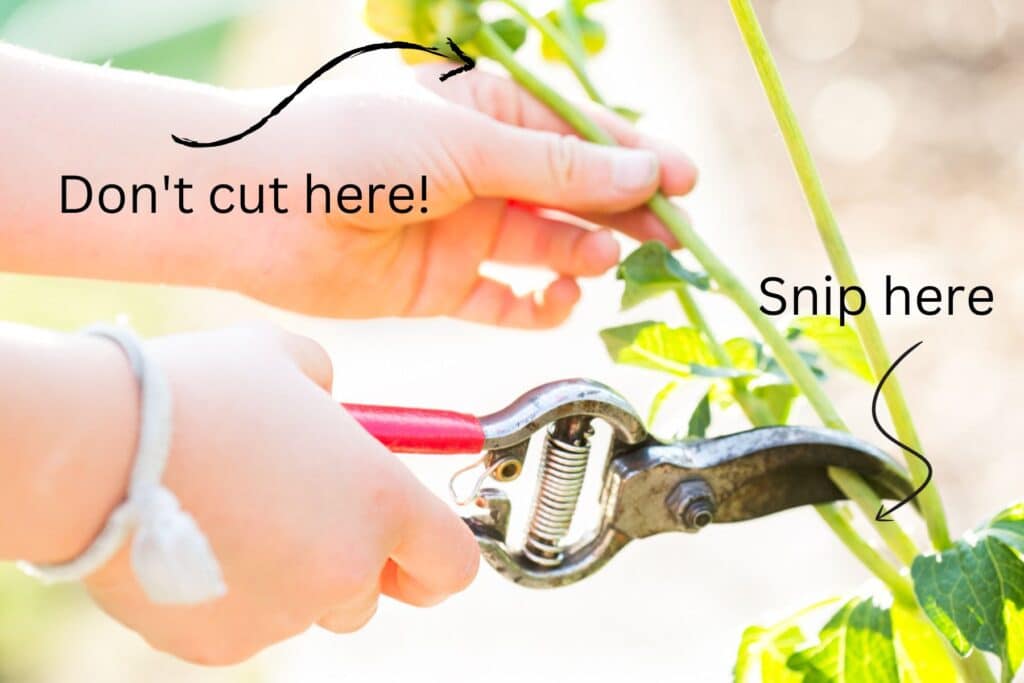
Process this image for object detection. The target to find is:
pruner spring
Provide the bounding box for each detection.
[342,379,915,589]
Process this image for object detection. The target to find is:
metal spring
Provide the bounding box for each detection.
[523,416,595,567]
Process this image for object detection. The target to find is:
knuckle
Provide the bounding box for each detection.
[477,75,522,125]
[547,135,582,189]
[312,555,379,602]
[321,600,378,634]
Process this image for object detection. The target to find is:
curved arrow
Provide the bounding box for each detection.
[874,340,932,522]
[172,37,474,148]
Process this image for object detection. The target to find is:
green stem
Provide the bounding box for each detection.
[817,505,915,605]
[963,651,999,683]
[473,22,920,563]
[726,0,951,551]
[492,0,606,104]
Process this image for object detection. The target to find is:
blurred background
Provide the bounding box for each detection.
[1,0,1021,680]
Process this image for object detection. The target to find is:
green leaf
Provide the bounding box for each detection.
[789,316,873,383]
[724,337,762,371]
[488,17,527,52]
[735,599,841,682]
[686,391,712,438]
[750,383,799,424]
[735,624,807,682]
[786,596,900,683]
[365,0,482,58]
[540,9,607,61]
[647,381,678,426]
[617,241,710,310]
[891,601,959,683]
[912,502,1024,679]
[600,322,750,379]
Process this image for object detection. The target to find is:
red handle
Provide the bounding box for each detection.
[342,403,485,454]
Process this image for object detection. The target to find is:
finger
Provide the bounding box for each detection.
[578,204,692,248]
[454,276,581,329]
[275,329,334,393]
[417,65,698,197]
[317,590,380,634]
[387,474,480,604]
[379,560,445,607]
[492,204,620,276]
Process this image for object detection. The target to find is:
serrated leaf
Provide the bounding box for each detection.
[600,322,751,379]
[617,241,710,310]
[488,17,526,52]
[686,391,712,439]
[789,315,873,383]
[786,596,900,683]
[911,502,1024,679]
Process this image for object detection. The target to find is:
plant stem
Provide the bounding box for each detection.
[726,0,951,551]
[492,0,606,104]
[817,505,915,604]
[471,23,920,563]
[963,651,999,683]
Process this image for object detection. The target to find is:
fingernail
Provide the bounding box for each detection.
[612,150,659,192]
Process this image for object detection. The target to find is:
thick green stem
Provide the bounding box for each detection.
[472,24,920,564]
[726,0,951,551]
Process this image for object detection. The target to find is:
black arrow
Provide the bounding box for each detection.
[874,340,932,522]
[172,37,474,148]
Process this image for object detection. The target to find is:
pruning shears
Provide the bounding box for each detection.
[342,379,913,589]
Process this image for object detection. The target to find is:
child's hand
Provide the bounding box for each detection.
[228,68,697,327]
[82,325,478,665]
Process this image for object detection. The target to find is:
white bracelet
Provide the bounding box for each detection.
[19,325,226,605]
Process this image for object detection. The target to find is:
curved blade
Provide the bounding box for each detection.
[608,426,916,538]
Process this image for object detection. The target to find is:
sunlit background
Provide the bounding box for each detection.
[1,0,1022,680]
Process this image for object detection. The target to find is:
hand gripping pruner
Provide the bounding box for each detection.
[342,379,913,589]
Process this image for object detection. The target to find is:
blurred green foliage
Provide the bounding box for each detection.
[0,565,84,682]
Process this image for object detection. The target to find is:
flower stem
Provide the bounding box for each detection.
[472,23,920,563]
[726,0,951,551]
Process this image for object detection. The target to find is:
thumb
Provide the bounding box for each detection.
[273,328,334,393]
[461,120,661,214]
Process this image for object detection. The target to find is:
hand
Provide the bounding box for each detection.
[231,67,697,327]
[83,324,478,665]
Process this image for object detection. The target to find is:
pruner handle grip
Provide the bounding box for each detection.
[342,403,485,454]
